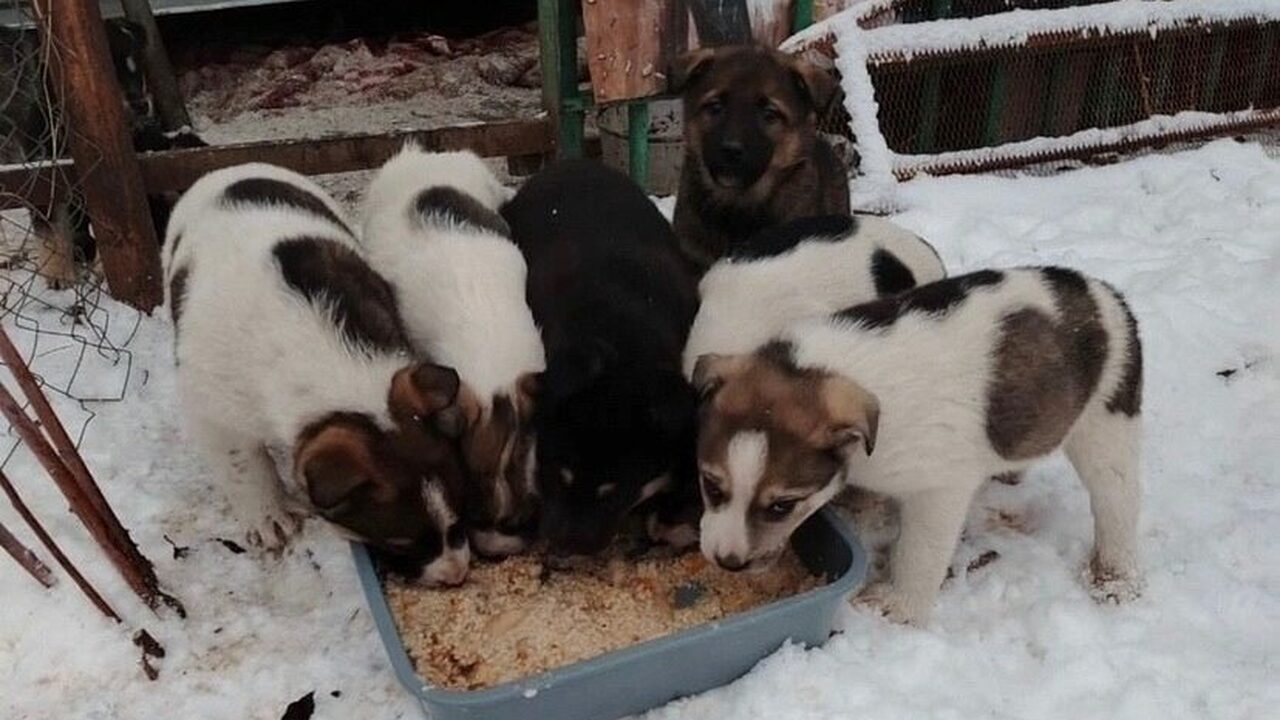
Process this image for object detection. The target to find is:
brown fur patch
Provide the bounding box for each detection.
[986,296,1106,460]
[671,45,850,270]
[168,264,190,332]
[273,236,408,354]
[1106,290,1143,417]
[222,177,354,236]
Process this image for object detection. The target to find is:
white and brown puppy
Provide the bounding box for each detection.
[683,213,946,377]
[693,267,1143,624]
[361,146,544,558]
[165,162,471,586]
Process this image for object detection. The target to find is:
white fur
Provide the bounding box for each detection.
[683,216,946,377]
[702,432,767,564]
[360,146,544,402]
[165,163,409,550]
[704,269,1143,624]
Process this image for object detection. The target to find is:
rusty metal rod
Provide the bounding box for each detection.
[0,515,56,589]
[0,470,120,620]
[0,380,158,612]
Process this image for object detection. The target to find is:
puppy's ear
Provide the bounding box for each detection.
[670,47,717,93]
[691,353,744,402]
[297,423,387,512]
[811,376,880,456]
[788,56,838,113]
[390,362,468,438]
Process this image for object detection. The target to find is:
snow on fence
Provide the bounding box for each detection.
[784,0,1280,208]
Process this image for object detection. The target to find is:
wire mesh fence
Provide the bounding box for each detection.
[1,0,142,472]
[806,1,1280,172]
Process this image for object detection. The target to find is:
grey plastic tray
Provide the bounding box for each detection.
[352,506,867,720]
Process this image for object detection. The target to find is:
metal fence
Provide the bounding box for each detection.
[1,0,140,473]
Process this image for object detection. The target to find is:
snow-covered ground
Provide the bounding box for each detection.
[2,138,1277,719]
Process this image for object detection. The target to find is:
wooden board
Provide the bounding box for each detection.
[582,0,794,104]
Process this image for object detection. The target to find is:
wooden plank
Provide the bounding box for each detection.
[582,0,670,104]
[33,0,163,311]
[119,0,193,131]
[0,119,553,210]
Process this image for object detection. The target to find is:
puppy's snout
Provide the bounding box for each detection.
[719,140,745,162]
[715,553,749,572]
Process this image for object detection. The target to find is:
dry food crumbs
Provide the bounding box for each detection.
[385,550,823,690]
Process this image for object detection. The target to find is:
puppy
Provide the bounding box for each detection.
[693,267,1143,624]
[502,159,700,557]
[165,163,471,586]
[683,213,946,377]
[670,45,850,271]
[361,146,543,558]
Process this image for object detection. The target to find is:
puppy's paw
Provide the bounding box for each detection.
[1086,555,1144,604]
[244,510,305,554]
[854,582,931,625]
[645,514,699,550]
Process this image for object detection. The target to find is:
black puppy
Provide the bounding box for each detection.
[502,159,700,556]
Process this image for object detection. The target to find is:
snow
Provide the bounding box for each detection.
[857,0,1280,61]
[785,0,1280,58]
[3,139,1279,719]
[894,108,1280,178]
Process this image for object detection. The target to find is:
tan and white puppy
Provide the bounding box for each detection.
[683,213,946,378]
[361,146,544,557]
[165,162,471,586]
[694,267,1143,625]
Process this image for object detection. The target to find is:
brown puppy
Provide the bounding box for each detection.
[671,45,850,271]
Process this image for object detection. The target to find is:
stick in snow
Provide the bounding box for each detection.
[0,515,56,588]
[0,326,184,617]
[0,470,121,621]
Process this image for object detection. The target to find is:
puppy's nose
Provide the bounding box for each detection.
[715,553,748,572]
[720,141,744,161]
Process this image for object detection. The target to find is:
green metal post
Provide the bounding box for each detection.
[1094,48,1122,127]
[791,0,814,33]
[1247,29,1275,107]
[1040,54,1067,136]
[1151,41,1176,112]
[628,101,651,189]
[983,61,1009,146]
[914,0,952,153]
[537,0,584,158]
[1201,32,1228,110]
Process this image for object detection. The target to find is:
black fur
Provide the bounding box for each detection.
[836,269,1005,330]
[1106,288,1143,417]
[870,248,917,296]
[413,186,510,237]
[501,159,700,556]
[168,264,190,345]
[272,237,408,353]
[223,179,354,236]
[723,214,856,261]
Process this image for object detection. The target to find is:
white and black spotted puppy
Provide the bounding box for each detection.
[683,214,946,377]
[164,162,471,586]
[693,267,1143,625]
[361,146,544,558]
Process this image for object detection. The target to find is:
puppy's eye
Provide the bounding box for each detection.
[596,482,617,498]
[760,104,784,124]
[700,471,727,506]
[702,98,724,116]
[560,468,574,487]
[763,498,799,520]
